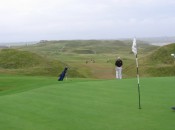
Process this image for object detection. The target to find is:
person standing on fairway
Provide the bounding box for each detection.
[115,57,123,79]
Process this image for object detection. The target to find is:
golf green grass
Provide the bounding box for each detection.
[0,75,175,130]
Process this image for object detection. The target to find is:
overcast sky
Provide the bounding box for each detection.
[0,0,175,42]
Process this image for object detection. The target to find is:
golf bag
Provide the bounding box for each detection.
[58,67,68,81]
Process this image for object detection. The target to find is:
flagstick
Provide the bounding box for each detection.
[132,38,141,109]
[135,54,141,109]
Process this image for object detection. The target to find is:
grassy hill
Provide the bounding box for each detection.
[14,40,158,78]
[1,40,174,78]
[0,49,45,69]
[142,43,175,77]
[0,49,83,77]
[124,43,175,77]
[18,40,156,56]
[147,43,175,64]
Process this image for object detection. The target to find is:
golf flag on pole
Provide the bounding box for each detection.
[132,38,141,109]
[132,38,137,55]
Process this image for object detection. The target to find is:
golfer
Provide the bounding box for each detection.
[115,57,123,79]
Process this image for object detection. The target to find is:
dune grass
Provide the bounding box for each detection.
[14,40,160,78]
[0,75,175,130]
[3,41,174,78]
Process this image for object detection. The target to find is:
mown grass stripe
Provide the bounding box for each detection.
[0,76,175,130]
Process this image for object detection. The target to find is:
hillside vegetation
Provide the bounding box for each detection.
[0,40,174,78]
[17,40,157,56]
[142,43,175,76]
[148,43,175,64]
[0,49,83,77]
[0,49,44,68]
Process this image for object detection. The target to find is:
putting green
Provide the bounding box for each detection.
[0,75,175,130]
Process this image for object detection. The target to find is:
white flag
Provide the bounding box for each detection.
[132,38,137,55]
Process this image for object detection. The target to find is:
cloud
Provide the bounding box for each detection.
[0,0,175,42]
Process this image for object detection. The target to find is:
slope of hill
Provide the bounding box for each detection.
[15,40,158,78]
[0,49,45,68]
[126,43,175,77]
[147,43,175,64]
[2,40,174,78]
[140,43,175,77]
[0,49,83,77]
[18,40,157,56]
[118,43,175,77]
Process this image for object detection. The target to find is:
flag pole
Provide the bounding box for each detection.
[135,54,141,109]
[132,38,141,109]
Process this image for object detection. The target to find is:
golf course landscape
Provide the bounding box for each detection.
[0,40,175,130]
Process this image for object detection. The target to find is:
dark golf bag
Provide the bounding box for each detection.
[58,67,68,81]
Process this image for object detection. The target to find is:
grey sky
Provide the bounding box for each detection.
[0,0,175,42]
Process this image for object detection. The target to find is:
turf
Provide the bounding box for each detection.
[0,75,175,130]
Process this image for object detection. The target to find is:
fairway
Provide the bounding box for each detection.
[0,75,175,130]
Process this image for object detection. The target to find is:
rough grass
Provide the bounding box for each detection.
[148,43,175,64]
[14,40,159,78]
[0,75,175,130]
[0,49,45,69]
[1,41,174,78]
[0,49,84,77]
